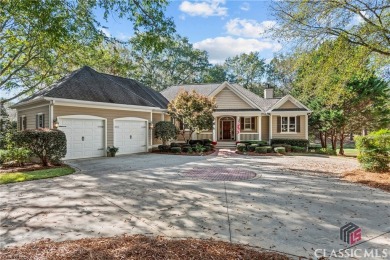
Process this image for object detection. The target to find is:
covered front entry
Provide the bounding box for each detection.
[218,116,235,141]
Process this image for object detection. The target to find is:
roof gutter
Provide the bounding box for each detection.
[10,96,46,109]
[43,97,167,112]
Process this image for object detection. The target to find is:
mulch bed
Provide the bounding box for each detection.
[0,235,291,260]
[343,169,390,192]
[0,163,64,174]
[151,150,217,156]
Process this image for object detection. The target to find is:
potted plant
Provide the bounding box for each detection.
[107,146,119,157]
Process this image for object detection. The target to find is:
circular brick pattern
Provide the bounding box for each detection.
[181,167,257,181]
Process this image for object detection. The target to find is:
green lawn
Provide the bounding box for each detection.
[0,167,75,184]
[337,148,358,157]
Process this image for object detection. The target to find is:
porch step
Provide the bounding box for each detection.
[216,142,236,149]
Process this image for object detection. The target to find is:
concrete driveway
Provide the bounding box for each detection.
[1,152,389,259]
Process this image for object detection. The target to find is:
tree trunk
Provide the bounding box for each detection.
[320,132,326,148]
[330,130,337,150]
[324,132,327,147]
[362,127,368,136]
[339,130,345,155]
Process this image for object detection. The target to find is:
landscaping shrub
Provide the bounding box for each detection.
[203,139,212,146]
[154,121,177,145]
[182,146,193,153]
[170,147,182,153]
[203,145,211,152]
[194,143,205,154]
[271,139,309,148]
[274,147,286,154]
[264,146,272,153]
[255,147,267,153]
[237,140,268,146]
[158,145,170,152]
[189,140,204,146]
[272,144,291,152]
[247,144,258,152]
[170,142,181,148]
[237,145,246,152]
[292,146,307,153]
[13,129,66,166]
[355,129,390,172]
[1,148,31,166]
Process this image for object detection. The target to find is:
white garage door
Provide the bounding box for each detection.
[59,118,105,160]
[114,119,147,155]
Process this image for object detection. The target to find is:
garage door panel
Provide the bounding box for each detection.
[59,118,105,160]
[114,120,147,155]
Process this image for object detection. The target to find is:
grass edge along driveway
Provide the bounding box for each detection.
[0,166,75,184]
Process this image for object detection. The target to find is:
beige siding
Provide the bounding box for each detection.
[54,105,156,146]
[240,133,259,141]
[261,116,269,141]
[16,101,50,129]
[271,115,306,139]
[279,100,299,109]
[215,87,253,109]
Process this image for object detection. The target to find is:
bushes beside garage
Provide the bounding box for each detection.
[156,139,215,156]
[12,129,67,166]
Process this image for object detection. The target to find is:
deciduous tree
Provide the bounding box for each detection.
[168,90,217,142]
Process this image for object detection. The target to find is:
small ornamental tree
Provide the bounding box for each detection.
[154,121,177,145]
[168,90,217,142]
[355,129,390,172]
[13,129,67,166]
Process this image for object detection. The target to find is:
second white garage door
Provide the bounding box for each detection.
[58,117,105,160]
[114,119,147,155]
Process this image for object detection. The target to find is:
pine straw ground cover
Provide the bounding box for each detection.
[343,169,390,192]
[0,235,291,260]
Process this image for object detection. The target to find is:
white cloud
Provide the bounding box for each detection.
[194,36,282,64]
[117,32,131,41]
[179,0,227,17]
[240,2,250,11]
[100,27,111,37]
[226,19,276,38]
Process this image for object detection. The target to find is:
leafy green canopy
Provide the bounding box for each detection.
[154,121,177,145]
[0,0,174,102]
[168,90,217,142]
[272,0,390,56]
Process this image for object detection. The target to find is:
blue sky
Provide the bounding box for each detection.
[99,0,281,64]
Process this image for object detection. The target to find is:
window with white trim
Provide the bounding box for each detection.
[36,113,45,128]
[281,116,296,132]
[19,115,26,130]
[241,117,256,131]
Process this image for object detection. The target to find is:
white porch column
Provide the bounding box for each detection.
[150,112,153,148]
[212,117,217,142]
[258,115,261,141]
[269,114,272,143]
[161,113,164,122]
[236,116,240,141]
[305,114,309,139]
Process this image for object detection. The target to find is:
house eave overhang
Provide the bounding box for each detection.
[267,94,311,113]
[43,97,167,112]
[10,97,47,109]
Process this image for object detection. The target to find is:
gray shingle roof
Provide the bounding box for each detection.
[17,66,168,109]
[161,83,281,111]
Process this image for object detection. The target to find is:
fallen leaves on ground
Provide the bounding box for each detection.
[343,169,390,192]
[0,235,291,260]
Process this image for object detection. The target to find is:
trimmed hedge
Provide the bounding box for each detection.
[13,129,66,166]
[247,144,258,152]
[272,143,291,152]
[237,140,268,146]
[1,148,31,166]
[154,121,177,145]
[291,146,307,153]
[170,142,181,147]
[355,129,390,172]
[255,147,267,153]
[274,147,286,154]
[170,147,182,153]
[237,145,246,152]
[271,139,309,148]
[316,148,337,156]
[182,146,193,153]
[158,145,170,152]
[264,146,272,153]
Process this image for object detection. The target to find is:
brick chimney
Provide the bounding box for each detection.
[264,84,274,99]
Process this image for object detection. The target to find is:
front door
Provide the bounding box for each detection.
[222,121,231,139]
